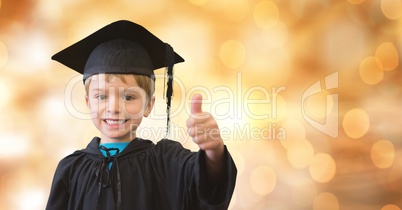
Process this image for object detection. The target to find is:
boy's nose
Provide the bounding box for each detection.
[107,96,121,114]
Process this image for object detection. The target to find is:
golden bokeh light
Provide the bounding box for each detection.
[250,165,276,195]
[229,149,245,175]
[336,149,364,175]
[82,125,101,147]
[67,21,107,46]
[375,42,399,71]
[262,20,288,49]
[359,56,384,85]
[371,140,395,169]
[313,192,339,210]
[0,112,15,137]
[387,155,402,193]
[0,41,7,69]
[223,0,250,22]
[287,139,314,169]
[382,204,401,210]
[309,153,336,183]
[35,0,64,22]
[1,1,402,209]
[1,168,47,210]
[0,113,21,157]
[253,0,279,29]
[188,0,208,6]
[245,93,287,123]
[219,39,246,69]
[275,94,287,122]
[381,0,402,20]
[245,43,291,85]
[0,78,12,109]
[342,108,370,139]
[291,178,318,207]
[239,85,281,123]
[280,119,306,149]
[303,89,335,122]
[348,0,365,4]
[120,0,166,15]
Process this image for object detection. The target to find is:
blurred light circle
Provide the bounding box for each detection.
[0,42,8,69]
[67,21,105,46]
[219,40,246,68]
[0,134,30,159]
[247,93,287,123]
[262,21,288,49]
[289,0,305,17]
[2,169,47,210]
[382,204,401,210]
[313,192,339,210]
[188,0,208,6]
[250,165,276,195]
[253,0,279,29]
[348,0,365,4]
[120,0,165,15]
[0,78,12,109]
[309,153,336,183]
[381,0,402,20]
[375,42,399,71]
[280,119,306,149]
[388,156,402,193]
[342,108,370,139]
[0,112,14,135]
[287,139,314,169]
[223,0,250,21]
[303,89,334,121]
[272,94,287,122]
[371,140,395,169]
[359,56,384,85]
[291,179,317,207]
[229,149,246,175]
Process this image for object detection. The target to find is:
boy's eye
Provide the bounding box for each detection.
[97,95,107,100]
[123,95,135,101]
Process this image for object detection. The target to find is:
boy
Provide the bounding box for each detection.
[46,20,237,210]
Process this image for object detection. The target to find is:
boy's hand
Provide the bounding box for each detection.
[187,94,224,153]
[187,94,225,180]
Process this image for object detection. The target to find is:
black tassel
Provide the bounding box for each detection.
[165,44,174,135]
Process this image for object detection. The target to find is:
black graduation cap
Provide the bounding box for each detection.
[52,20,184,130]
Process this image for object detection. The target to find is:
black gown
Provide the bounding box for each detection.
[46,137,237,210]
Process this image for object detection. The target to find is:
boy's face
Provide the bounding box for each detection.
[85,74,154,143]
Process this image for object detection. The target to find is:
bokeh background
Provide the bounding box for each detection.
[1,0,402,209]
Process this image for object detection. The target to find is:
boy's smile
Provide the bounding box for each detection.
[103,118,130,130]
[85,74,154,143]
[104,119,129,125]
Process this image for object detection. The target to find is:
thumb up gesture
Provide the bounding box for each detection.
[186,94,224,153]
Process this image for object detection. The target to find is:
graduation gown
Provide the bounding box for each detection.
[46,137,237,210]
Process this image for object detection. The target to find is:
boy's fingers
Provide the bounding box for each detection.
[190,94,203,114]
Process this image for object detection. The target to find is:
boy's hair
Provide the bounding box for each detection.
[84,74,155,102]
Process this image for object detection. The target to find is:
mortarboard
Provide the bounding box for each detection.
[52,20,184,131]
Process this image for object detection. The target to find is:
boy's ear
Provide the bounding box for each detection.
[85,95,90,109]
[144,96,155,117]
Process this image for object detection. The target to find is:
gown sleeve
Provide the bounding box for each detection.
[45,158,71,210]
[154,139,237,210]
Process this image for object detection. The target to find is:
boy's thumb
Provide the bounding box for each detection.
[190,94,203,114]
